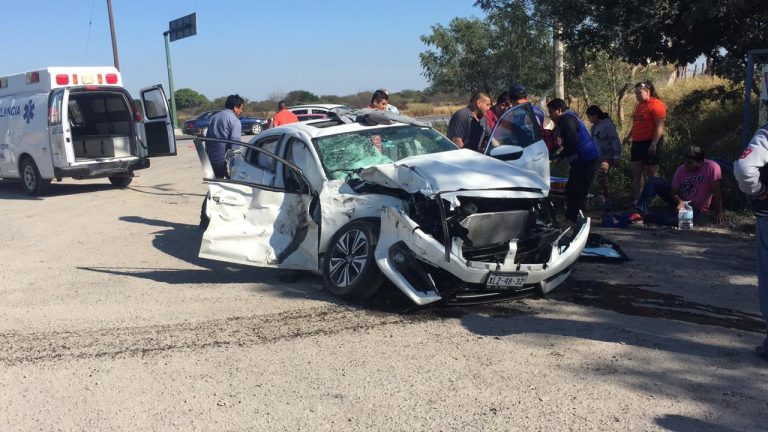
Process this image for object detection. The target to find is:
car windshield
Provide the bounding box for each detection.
[314,125,457,180]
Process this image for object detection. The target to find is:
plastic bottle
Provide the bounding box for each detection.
[678,201,694,230]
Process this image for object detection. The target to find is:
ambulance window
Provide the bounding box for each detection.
[142,89,168,120]
[49,91,64,125]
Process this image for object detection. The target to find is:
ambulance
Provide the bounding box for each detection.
[0,66,176,195]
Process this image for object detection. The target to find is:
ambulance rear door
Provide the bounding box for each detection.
[139,85,176,157]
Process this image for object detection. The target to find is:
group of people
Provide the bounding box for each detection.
[444,80,727,227]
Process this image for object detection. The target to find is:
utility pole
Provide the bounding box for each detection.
[553,21,565,100]
[106,0,120,70]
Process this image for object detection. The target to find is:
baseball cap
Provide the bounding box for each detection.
[509,84,527,100]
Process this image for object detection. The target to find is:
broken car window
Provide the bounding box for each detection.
[315,126,457,180]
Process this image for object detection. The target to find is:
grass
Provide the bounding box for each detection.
[401,103,463,117]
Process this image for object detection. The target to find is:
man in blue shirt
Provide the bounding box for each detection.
[205,94,244,179]
[547,98,600,222]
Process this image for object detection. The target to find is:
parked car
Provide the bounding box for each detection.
[182,110,268,136]
[194,107,590,306]
[288,103,350,116]
[296,113,329,122]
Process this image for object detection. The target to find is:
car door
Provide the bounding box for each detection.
[138,85,176,157]
[484,103,549,185]
[198,134,320,270]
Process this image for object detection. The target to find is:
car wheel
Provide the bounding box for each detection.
[20,157,50,196]
[250,123,262,135]
[323,220,384,299]
[108,175,133,187]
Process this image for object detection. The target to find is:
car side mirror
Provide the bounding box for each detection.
[489,145,524,161]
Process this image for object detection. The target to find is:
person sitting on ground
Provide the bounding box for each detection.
[586,105,622,210]
[628,145,724,225]
[368,90,390,111]
[271,100,299,128]
[376,88,399,114]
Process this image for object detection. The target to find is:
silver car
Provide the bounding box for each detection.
[195,107,590,305]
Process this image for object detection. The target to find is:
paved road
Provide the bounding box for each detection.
[0,143,765,431]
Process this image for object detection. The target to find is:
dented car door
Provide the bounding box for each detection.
[196,135,319,270]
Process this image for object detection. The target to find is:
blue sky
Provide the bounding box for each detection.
[0,0,484,101]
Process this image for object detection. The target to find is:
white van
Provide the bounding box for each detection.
[0,66,176,195]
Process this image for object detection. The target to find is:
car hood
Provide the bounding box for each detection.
[357,149,548,196]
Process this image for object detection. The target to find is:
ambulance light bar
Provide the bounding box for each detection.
[54,72,119,87]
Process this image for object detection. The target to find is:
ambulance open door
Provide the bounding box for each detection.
[139,85,177,157]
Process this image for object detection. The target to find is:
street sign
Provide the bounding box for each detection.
[168,13,197,42]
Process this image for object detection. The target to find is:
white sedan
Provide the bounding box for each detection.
[195,107,590,305]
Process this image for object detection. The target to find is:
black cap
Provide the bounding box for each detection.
[509,84,527,100]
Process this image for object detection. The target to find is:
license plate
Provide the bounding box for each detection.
[485,272,528,289]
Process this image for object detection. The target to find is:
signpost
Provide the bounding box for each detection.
[163,13,197,131]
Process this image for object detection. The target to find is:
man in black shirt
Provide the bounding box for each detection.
[447,92,492,151]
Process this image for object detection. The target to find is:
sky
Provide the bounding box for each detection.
[0,0,485,101]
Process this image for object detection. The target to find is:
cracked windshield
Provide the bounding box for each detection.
[314,125,457,180]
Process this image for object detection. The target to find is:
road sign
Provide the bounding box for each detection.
[168,13,197,42]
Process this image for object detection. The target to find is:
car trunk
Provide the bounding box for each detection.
[67,89,136,162]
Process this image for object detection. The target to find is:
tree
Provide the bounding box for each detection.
[475,0,768,83]
[420,5,553,96]
[284,90,319,105]
[174,88,209,110]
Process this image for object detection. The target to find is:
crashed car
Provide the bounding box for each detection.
[194,106,590,305]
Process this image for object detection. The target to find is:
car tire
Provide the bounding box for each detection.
[250,124,262,135]
[108,175,133,187]
[20,157,50,196]
[322,220,384,299]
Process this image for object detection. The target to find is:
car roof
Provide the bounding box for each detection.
[266,110,429,139]
[289,104,349,111]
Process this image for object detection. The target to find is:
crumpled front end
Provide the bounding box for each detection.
[374,194,590,305]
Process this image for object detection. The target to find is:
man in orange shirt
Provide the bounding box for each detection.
[629,80,667,202]
[271,100,299,128]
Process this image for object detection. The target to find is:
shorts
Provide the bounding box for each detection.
[630,138,663,165]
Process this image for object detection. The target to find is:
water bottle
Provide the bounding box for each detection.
[678,201,694,230]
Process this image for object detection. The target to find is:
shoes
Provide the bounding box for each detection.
[756,346,768,361]
[628,212,644,225]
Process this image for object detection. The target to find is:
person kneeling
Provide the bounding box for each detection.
[629,146,724,226]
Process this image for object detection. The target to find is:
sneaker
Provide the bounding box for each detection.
[628,212,644,225]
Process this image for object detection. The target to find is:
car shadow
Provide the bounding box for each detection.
[75,216,429,310]
[76,216,338,303]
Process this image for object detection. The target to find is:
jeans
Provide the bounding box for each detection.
[565,159,598,222]
[757,217,768,349]
[633,177,699,226]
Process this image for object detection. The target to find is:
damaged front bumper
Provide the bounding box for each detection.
[375,206,590,305]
